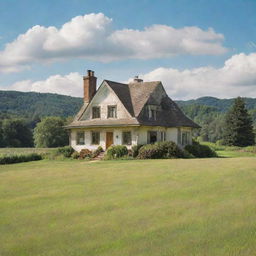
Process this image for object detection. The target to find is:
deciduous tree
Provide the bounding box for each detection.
[34,117,69,147]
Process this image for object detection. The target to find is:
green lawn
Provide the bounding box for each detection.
[1,158,256,256]
[216,150,256,158]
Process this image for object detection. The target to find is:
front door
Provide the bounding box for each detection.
[106,132,113,149]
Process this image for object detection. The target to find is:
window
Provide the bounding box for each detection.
[148,105,157,120]
[148,131,157,144]
[76,132,85,145]
[92,106,100,119]
[181,131,190,146]
[160,131,166,142]
[91,131,100,145]
[178,128,181,144]
[108,105,117,118]
[122,131,132,145]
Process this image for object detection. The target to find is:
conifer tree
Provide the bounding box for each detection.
[223,97,255,146]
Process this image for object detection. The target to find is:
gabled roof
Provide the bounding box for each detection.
[67,80,200,128]
[106,80,160,117]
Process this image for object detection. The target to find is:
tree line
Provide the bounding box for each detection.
[180,99,256,145]
[0,97,255,148]
[0,116,70,148]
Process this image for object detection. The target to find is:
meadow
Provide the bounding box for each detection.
[1,157,256,256]
[0,148,56,156]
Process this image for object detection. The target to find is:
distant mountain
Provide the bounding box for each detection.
[0,91,83,119]
[176,96,256,112]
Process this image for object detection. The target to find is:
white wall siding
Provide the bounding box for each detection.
[80,84,131,121]
[70,129,105,152]
[70,126,192,152]
[70,127,138,152]
[137,126,178,145]
[166,128,178,144]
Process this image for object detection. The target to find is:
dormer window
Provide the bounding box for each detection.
[92,106,100,119]
[108,105,117,118]
[148,105,157,120]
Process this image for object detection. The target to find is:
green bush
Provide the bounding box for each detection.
[183,149,195,159]
[106,145,128,159]
[185,141,217,158]
[131,144,144,158]
[0,153,42,165]
[71,151,80,159]
[57,146,74,158]
[91,146,104,158]
[137,141,184,159]
[137,144,161,159]
[156,141,184,158]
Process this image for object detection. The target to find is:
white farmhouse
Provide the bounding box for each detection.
[67,70,200,152]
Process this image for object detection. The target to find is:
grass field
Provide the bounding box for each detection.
[1,158,256,256]
[201,142,256,158]
[0,148,56,156]
[216,150,256,158]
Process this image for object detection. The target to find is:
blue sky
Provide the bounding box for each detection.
[0,0,256,99]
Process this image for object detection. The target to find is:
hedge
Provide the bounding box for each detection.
[0,153,42,165]
[185,141,217,158]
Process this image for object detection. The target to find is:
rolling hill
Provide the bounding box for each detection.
[0,90,255,124]
[0,91,83,119]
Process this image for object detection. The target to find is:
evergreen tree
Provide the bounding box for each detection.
[223,97,255,146]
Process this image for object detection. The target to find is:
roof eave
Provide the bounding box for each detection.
[64,124,141,129]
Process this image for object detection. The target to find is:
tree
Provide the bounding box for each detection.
[0,120,4,147]
[223,97,255,146]
[34,117,69,147]
[1,119,34,147]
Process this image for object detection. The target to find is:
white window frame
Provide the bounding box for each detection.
[76,132,85,145]
[107,105,117,118]
[148,105,157,120]
[122,131,132,145]
[92,106,101,119]
[160,131,166,142]
[181,131,190,146]
[91,131,100,145]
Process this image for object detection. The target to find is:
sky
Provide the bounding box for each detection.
[0,0,256,100]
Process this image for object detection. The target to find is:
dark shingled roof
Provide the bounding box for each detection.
[67,80,200,128]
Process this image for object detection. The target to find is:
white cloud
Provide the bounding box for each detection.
[5,72,82,97]
[141,52,256,99]
[0,13,227,73]
[3,53,255,100]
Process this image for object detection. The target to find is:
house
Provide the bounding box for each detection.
[66,70,200,152]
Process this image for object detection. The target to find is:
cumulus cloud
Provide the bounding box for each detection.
[5,72,82,97]
[142,52,256,99]
[3,52,255,100]
[0,13,227,73]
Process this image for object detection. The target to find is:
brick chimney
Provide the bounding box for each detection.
[83,70,97,103]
